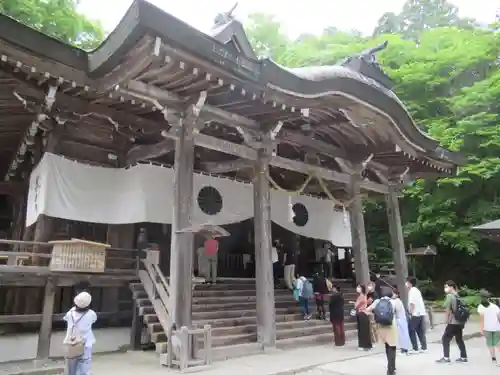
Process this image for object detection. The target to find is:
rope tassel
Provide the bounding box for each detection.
[343,206,349,227]
[288,195,294,222]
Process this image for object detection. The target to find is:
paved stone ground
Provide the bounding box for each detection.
[0,312,481,375]
[88,321,481,375]
[0,328,129,363]
[300,337,496,375]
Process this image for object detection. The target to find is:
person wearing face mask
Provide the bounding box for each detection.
[436,280,468,363]
[354,284,372,350]
[406,276,427,353]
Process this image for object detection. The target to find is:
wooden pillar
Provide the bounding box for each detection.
[385,186,409,305]
[253,150,276,348]
[130,299,143,350]
[104,224,134,324]
[169,118,196,328]
[32,127,61,256]
[36,276,56,359]
[347,175,370,285]
[32,215,55,256]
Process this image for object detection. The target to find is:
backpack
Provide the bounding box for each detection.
[63,311,88,359]
[453,296,470,324]
[301,280,314,299]
[373,298,394,326]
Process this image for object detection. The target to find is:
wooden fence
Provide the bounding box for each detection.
[0,239,139,334]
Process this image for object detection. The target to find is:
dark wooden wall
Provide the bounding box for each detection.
[0,220,134,333]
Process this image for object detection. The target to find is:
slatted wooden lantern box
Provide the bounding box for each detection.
[49,239,109,273]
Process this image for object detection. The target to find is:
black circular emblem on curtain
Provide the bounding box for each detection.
[292,203,309,227]
[197,186,223,215]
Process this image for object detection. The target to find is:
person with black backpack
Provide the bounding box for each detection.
[365,286,398,375]
[436,280,469,364]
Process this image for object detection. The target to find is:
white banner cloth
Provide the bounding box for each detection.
[27,153,351,247]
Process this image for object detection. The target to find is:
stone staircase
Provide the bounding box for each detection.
[131,278,358,360]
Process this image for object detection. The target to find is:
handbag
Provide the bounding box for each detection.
[63,311,88,359]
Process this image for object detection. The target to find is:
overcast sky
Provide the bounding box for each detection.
[78,0,497,38]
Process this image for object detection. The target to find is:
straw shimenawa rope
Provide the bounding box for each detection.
[257,169,363,208]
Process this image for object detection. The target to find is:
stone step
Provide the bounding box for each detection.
[132,290,147,299]
[159,342,264,362]
[193,288,292,298]
[276,322,356,340]
[143,313,158,324]
[150,331,167,343]
[192,299,295,312]
[276,327,358,350]
[205,318,343,336]
[193,294,292,304]
[202,321,358,348]
[192,306,302,321]
[209,333,257,347]
[192,291,357,304]
[136,298,152,307]
[139,306,155,315]
[194,283,268,291]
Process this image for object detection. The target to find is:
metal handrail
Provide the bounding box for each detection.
[369,270,396,291]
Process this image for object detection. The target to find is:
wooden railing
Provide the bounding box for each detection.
[0,239,138,333]
[140,250,212,370]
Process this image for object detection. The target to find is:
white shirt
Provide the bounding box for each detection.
[64,308,98,348]
[271,246,279,263]
[478,303,500,332]
[408,287,426,316]
[295,276,306,293]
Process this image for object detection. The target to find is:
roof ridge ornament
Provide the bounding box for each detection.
[340,40,393,89]
[213,3,238,29]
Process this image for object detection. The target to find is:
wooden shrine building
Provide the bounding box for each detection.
[0,0,463,364]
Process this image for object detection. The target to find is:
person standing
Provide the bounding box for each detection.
[272,240,280,287]
[355,284,372,350]
[329,284,345,346]
[324,244,334,279]
[64,292,97,375]
[284,237,298,290]
[312,272,329,320]
[365,287,398,375]
[436,280,469,363]
[406,276,427,353]
[204,236,219,284]
[296,276,313,320]
[477,290,500,364]
[392,287,411,354]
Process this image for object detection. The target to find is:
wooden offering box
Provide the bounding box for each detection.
[49,239,109,273]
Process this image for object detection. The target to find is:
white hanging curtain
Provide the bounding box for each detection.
[26,153,351,246]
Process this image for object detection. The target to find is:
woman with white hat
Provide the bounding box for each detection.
[63,291,97,375]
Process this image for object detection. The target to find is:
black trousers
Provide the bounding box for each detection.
[272,262,279,285]
[356,313,372,349]
[409,315,427,350]
[385,343,396,374]
[442,323,467,359]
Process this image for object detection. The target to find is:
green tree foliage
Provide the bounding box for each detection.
[244,1,500,274]
[373,0,475,39]
[0,0,104,50]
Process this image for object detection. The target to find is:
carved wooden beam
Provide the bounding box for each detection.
[126,138,175,164]
[280,130,347,159]
[10,79,388,193]
[125,80,260,130]
[202,159,253,173]
[0,181,25,195]
[271,156,388,194]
